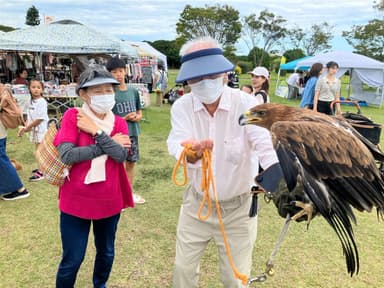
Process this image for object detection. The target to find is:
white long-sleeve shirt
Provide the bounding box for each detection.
[167,86,279,201]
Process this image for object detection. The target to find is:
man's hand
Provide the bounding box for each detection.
[181,139,213,163]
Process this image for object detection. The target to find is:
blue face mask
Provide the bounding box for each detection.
[89,94,115,114]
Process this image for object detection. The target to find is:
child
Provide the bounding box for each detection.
[240,84,253,94]
[106,57,146,204]
[18,79,49,181]
[54,65,133,287]
[153,63,168,106]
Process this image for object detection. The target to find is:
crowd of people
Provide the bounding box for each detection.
[0,35,343,287]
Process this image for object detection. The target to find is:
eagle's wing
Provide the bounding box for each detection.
[335,115,384,162]
[270,119,384,276]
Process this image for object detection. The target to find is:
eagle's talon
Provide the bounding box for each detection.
[290,201,314,227]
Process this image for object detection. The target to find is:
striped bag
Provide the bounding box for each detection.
[36,119,71,186]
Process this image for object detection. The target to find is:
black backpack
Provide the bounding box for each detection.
[255,90,268,103]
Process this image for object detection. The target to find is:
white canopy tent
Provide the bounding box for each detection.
[275,56,312,97]
[0,20,137,56]
[0,20,139,83]
[296,51,384,107]
[129,41,167,71]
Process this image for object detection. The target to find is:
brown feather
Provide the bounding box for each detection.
[241,103,384,276]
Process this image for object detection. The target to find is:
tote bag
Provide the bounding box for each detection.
[0,88,24,129]
[36,119,71,186]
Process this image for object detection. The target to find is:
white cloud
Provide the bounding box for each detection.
[0,0,379,52]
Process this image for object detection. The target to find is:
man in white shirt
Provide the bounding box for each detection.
[286,71,303,99]
[167,36,279,287]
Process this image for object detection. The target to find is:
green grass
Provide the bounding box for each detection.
[1,70,384,287]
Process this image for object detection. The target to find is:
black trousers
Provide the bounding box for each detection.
[317,100,333,115]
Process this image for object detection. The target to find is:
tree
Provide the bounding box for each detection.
[25,5,40,26]
[175,4,242,51]
[0,24,15,32]
[247,47,272,68]
[148,40,181,69]
[342,19,384,61]
[373,0,383,19]
[283,48,306,63]
[242,9,287,66]
[287,22,333,56]
[373,0,384,11]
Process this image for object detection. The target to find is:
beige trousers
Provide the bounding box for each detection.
[173,186,258,288]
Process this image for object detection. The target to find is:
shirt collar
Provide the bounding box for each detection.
[192,86,231,113]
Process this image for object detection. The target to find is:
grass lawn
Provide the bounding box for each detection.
[1,69,384,287]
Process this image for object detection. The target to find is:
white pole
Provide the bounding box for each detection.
[380,68,384,109]
[275,68,281,92]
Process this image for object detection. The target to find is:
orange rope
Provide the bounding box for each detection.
[172,146,248,286]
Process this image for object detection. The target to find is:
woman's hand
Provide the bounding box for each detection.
[112,133,131,148]
[76,109,99,135]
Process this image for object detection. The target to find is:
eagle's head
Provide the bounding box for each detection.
[239,103,294,130]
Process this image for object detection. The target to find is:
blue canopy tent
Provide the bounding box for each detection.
[280,56,312,71]
[275,56,312,97]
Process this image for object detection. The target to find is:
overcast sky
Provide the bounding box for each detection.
[0,0,379,54]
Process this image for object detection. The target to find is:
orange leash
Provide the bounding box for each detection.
[172,145,248,286]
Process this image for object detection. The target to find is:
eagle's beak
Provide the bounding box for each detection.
[239,111,251,126]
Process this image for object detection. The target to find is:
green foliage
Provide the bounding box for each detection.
[247,46,271,68]
[147,40,181,69]
[175,4,242,50]
[242,10,287,66]
[287,22,333,55]
[25,5,40,26]
[342,19,384,61]
[373,0,384,11]
[283,48,306,63]
[0,24,15,32]
[236,60,253,74]
[1,70,384,287]
[223,45,238,64]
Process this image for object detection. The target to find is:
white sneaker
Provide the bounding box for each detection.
[133,194,145,204]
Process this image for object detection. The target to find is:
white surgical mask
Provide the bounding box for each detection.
[89,94,115,114]
[189,76,224,104]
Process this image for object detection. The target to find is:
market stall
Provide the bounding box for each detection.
[0,20,164,115]
[0,20,138,81]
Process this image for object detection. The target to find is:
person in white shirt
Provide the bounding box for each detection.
[167,36,279,288]
[313,61,341,115]
[286,71,303,99]
[17,79,49,182]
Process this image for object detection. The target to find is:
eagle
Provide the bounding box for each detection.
[239,103,384,276]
